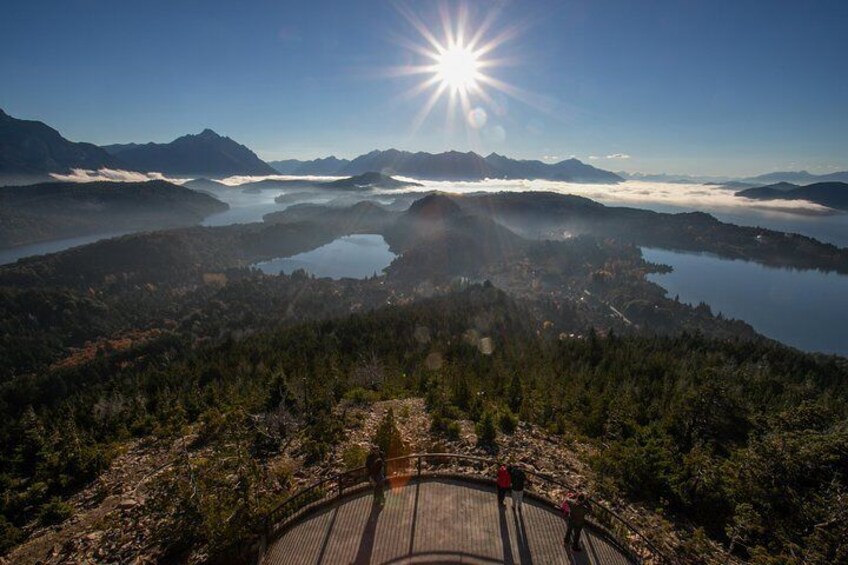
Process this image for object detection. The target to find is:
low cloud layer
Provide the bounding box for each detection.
[389,177,837,216]
[216,174,340,186]
[48,168,836,216]
[50,168,190,184]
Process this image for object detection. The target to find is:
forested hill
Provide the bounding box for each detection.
[451,191,848,273]
[0,286,845,562]
[0,180,228,248]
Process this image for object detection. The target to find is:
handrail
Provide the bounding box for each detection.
[260,452,674,564]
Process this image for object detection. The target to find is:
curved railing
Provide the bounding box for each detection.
[260,452,675,564]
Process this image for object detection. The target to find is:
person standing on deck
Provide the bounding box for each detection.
[496,463,512,506]
[365,446,386,507]
[564,493,591,552]
[509,465,527,512]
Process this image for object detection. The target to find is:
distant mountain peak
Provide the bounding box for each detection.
[196,128,221,139]
[100,129,276,177]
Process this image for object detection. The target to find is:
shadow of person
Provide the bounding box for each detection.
[513,507,533,564]
[498,503,515,565]
[314,507,339,565]
[566,545,592,565]
[352,498,383,564]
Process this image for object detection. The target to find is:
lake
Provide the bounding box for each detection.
[252,234,397,279]
[643,247,848,356]
[0,231,130,266]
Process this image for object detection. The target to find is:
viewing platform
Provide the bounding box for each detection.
[264,477,634,564]
[260,454,669,565]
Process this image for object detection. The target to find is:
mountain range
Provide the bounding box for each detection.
[271,149,624,183]
[617,170,848,185]
[742,170,848,184]
[268,156,350,175]
[102,129,277,177]
[4,108,844,187]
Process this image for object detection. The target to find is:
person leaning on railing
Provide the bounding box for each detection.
[562,492,591,552]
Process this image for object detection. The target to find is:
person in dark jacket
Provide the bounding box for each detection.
[365,446,386,506]
[496,463,511,506]
[564,493,591,551]
[508,465,528,512]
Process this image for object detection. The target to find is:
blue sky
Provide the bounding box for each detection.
[1,0,846,177]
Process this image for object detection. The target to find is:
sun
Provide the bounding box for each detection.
[387,3,534,137]
[435,44,481,93]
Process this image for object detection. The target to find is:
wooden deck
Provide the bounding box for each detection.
[264,477,635,565]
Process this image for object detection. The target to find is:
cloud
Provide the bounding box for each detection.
[49,168,190,184]
[217,173,341,186]
[588,155,599,160]
[374,177,837,216]
[605,153,631,159]
[48,169,344,187]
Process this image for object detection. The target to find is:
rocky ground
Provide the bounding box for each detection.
[3,398,728,564]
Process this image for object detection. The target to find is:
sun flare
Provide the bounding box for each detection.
[435,44,481,93]
[388,4,533,137]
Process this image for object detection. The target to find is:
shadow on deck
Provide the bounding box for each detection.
[264,477,634,565]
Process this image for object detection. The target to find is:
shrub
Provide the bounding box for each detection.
[445,420,462,441]
[498,409,518,434]
[344,387,377,405]
[476,410,497,451]
[0,516,22,554]
[429,411,461,441]
[342,445,368,470]
[268,458,294,488]
[37,497,73,526]
[372,408,407,458]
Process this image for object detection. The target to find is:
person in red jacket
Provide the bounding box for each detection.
[496,463,512,506]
